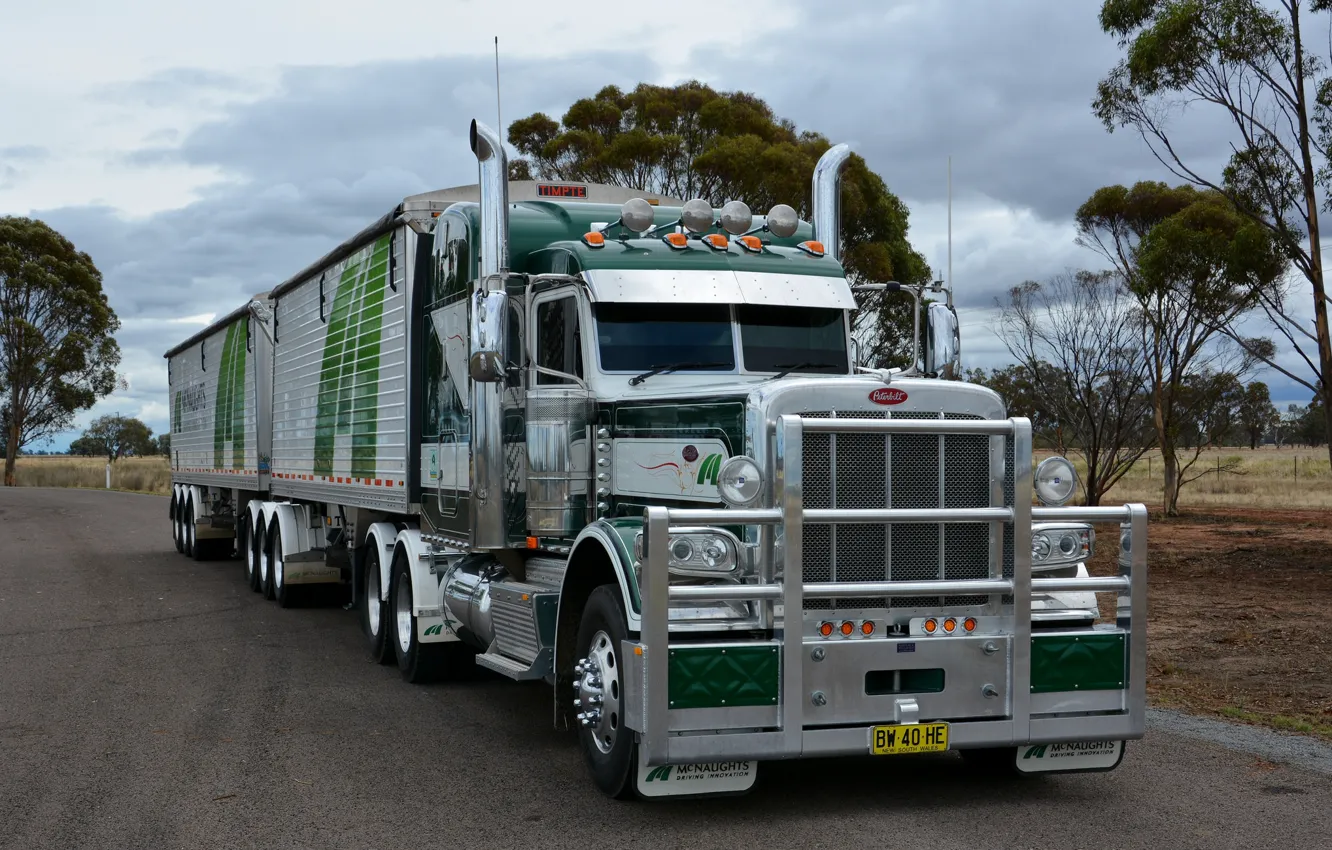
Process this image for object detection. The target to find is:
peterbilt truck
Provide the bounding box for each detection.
[164,119,1147,799]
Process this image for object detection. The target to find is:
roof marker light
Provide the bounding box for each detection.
[702,233,730,251]
[738,235,764,253]
[797,240,826,257]
[663,232,689,249]
[582,231,606,248]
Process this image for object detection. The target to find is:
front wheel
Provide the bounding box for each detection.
[573,585,636,799]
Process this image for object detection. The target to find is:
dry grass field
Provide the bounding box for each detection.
[12,455,171,495]
[1041,445,1332,509]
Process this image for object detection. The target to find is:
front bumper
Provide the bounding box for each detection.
[627,414,1148,766]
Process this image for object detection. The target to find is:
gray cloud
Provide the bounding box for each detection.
[22,2,1275,440]
[1,144,48,161]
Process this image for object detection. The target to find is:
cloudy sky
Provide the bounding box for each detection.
[0,0,1318,448]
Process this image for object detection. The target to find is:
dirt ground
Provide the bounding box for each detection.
[1086,506,1332,740]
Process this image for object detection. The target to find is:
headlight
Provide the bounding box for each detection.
[1034,456,1078,506]
[1031,523,1093,567]
[634,528,740,576]
[717,455,763,506]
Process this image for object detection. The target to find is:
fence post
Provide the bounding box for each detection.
[105,463,110,490]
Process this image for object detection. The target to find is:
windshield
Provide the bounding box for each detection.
[595,303,735,372]
[737,305,848,374]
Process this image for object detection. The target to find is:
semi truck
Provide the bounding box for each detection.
[164,119,1148,799]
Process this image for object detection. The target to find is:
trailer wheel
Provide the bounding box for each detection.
[261,519,277,601]
[573,584,636,799]
[171,492,183,553]
[270,516,299,609]
[389,547,449,683]
[245,515,264,592]
[183,500,196,559]
[360,545,394,665]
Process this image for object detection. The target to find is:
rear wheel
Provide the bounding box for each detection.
[171,493,183,553]
[240,518,257,589]
[183,500,196,558]
[271,517,298,609]
[573,585,636,799]
[360,544,394,665]
[390,547,465,683]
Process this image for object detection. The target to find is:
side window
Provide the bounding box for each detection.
[535,296,583,385]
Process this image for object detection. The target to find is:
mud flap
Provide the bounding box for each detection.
[635,758,758,798]
[1014,740,1125,774]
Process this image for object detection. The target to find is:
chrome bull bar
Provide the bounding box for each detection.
[637,415,1149,766]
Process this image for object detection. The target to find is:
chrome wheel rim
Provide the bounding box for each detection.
[366,565,382,636]
[273,541,284,589]
[395,576,412,653]
[258,532,269,582]
[574,630,621,754]
[185,509,195,551]
[245,528,256,580]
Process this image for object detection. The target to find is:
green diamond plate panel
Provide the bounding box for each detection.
[668,645,780,709]
[1030,633,1127,693]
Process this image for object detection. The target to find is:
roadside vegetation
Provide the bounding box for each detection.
[13,455,169,494]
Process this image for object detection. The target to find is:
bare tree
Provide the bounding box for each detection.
[997,270,1155,506]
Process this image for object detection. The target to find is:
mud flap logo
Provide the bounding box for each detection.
[645,765,673,782]
[1015,740,1124,773]
[424,624,443,636]
[635,761,756,797]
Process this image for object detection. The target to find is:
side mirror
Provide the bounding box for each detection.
[469,289,508,382]
[924,302,960,379]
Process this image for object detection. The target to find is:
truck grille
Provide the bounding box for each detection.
[799,411,1009,611]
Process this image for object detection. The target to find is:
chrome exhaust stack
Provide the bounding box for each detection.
[812,143,851,263]
[468,119,510,550]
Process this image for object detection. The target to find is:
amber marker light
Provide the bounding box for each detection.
[581,231,606,248]
[943,617,957,633]
[702,233,730,251]
[738,235,764,253]
[923,618,938,634]
[840,620,855,636]
[964,617,978,633]
[797,240,826,257]
[861,621,875,636]
[819,622,834,637]
[663,232,689,249]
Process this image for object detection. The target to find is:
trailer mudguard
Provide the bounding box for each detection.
[391,528,453,642]
[363,522,399,604]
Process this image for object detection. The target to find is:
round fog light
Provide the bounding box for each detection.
[1035,456,1078,506]
[718,456,763,506]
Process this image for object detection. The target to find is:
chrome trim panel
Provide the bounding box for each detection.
[581,268,856,309]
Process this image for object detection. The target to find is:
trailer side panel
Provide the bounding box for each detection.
[270,229,411,512]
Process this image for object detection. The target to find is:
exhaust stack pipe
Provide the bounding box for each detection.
[812,143,851,262]
[468,119,509,550]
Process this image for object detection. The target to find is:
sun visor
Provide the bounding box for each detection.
[582,269,856,309]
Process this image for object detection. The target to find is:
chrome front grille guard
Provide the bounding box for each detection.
[633,415,1148,766]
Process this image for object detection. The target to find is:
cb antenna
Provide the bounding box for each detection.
[947,153,954,308]
[494,37,503,140]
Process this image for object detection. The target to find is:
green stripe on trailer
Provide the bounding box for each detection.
[314,234,389,479]
[213,322,247,469]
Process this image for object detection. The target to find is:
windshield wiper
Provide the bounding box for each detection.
[769,361,842,380]
[628,361,730,386]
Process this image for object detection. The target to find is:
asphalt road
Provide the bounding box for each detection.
[2,487,1329,850]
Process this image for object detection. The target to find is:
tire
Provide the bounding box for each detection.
[171,493,183,553]
[246,515,263,592]
[271,517,298,609]
[360,544,395,665]
[573,585,636,799]
[389,547,460,683]
[183,500,196,559]
[261,520,277,601]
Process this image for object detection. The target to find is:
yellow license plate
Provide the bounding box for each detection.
[870,723,950,755]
